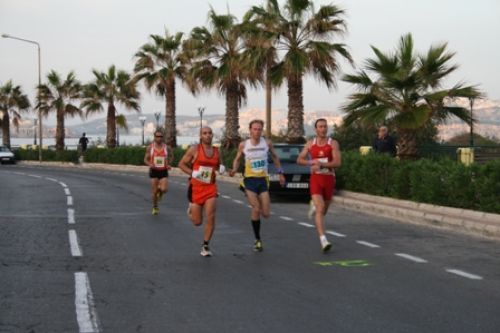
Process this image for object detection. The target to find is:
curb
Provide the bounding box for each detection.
[18,161,500,239]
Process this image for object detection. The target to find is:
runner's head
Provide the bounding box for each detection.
[314,118,328,138]
[249,119,264,140]
[154,130,163,142]
[200,126,213,145]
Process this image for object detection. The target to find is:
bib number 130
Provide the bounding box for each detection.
[250,159,266,172]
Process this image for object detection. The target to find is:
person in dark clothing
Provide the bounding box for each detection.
[373,126,397,156]
[78,133,89,153]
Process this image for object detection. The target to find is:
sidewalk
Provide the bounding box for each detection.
[18,161,500,239]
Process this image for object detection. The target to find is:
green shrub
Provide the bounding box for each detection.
[15,148,79,163]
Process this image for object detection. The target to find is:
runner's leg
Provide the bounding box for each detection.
[203,197,217,243]
[258,191,271,218]
[190,203,203,226]
[312,194,326,237]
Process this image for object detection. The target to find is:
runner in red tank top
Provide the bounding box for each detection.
[179,126,225,257]
[143,129,172,215]
[297,118,342,252]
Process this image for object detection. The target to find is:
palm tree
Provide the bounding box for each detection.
[0,81,30,148]
[37,71,82,151]
[185,8,251,148]
[242,4,280,138]
[81,65,140,148]
[134,31,186,147]
[342,33,482,159]
[248,0,353,143]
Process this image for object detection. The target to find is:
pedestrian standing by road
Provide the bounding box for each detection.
[143,130,172,215]
[178,126,225,257]
[229,119,285,252]
[297,118,342,252]
[78,133,89,154]
[373,126,397,156]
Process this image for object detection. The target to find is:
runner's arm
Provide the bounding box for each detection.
[167,145,174,166]
[178,145,197,176]
[229,142,245,177]
[143,148,152,167]
[268,140,286,186]
[316,140,341,169]
[296,141,314,166]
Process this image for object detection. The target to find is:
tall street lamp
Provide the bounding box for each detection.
[197,106,205,130]
[139,115,147,146]
[469,97,475,147]
[154,112,161,129]
[2,33,42,162]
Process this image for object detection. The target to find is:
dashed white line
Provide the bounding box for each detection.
[28,174,42,179]
[69,230,82,257]
[67,196,73,206]
[395,253,428,263]
[446,269,483,280]
[280,216,294,221]
[298,222,315,228]
[233,199,244,204]
[68,208,75,224]
[356,240,380,248]
[221,195,231,199]
[12,172,26,176]
[59,182,68,188]
[326,230,346,238]
[64,188,71,196]
[46,177,58,182]
[74,272,100,333]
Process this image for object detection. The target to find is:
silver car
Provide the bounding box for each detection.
[0,146,16,164]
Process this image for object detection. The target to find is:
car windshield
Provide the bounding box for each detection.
[272,146,302,162]
[0,146,10,152]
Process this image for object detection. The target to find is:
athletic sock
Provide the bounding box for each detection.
[320,235,327,242]
[251,219,261,240]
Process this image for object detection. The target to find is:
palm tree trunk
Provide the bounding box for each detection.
[106,102,117,148]
[265,71,272,139]
[224,81,241,148]
[55,108,65,151]
[165,79,177,147]
[287,74,305,144]
[1,112,11,148]
[397,129,418,160]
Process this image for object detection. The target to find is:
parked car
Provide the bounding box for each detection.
[0,145,16,164]
[268,144,310,196]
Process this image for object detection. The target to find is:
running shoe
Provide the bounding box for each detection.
[307,200,316,219]
[200,245,212,257]
[321,238,332,252]
[152,206,159,215]
[254,239,263,252]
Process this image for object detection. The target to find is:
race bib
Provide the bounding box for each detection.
[154,156,165,168]
[193,166,213,184]
[316,157,330,174]
[250,159,266,173]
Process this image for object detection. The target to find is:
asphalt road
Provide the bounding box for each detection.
[1,164,500,333]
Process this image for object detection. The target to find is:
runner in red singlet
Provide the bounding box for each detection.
[178,126,225,257]
[297,118,342,252]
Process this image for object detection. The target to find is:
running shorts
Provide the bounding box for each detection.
[188,183,218,205]
[309,174,335,200]
[149,168,169,179]
[243,177,269,195]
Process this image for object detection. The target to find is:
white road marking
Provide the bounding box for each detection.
[74,272,100,333]
[59,182,68,188]
[69,230,82,257]
[326,230,346,238]
[12,172,26,175]
[280,216,294,221]
[46,177,58,182]
[247,205,252,208]
[233,199,244,204]
[64,188,71,196]
[221,195,231,199]
[67,196,73,206]
[395,253,428,263]
[356,240,380,248]
[446,269,483,280]
[28,174,42,178]
[68,208,75,224]
[298,222,315,228]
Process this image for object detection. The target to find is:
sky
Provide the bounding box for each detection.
[1,0,499,126]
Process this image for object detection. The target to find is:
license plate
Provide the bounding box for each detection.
[286,183,308,189]
[1,157,10,161]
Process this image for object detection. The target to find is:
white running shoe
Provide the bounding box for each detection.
[307,200,316,219]
[321,237,332,252]
[200,245,212,257]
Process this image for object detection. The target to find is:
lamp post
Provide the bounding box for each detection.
[2,33,42,162]
[139,116,147,146]
[197,106,205,130]
[154,112,161,129]
[469,97,475,148]
[33,118,38,145]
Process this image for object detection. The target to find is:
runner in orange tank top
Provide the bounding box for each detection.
[297,118,342,252]
[179,126,225,257]
[143,129,172,215]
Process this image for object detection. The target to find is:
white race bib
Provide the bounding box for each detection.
[154,156,165,168]
[250,159,266,174]
[193,166,213,184]
[316,157,330,174]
